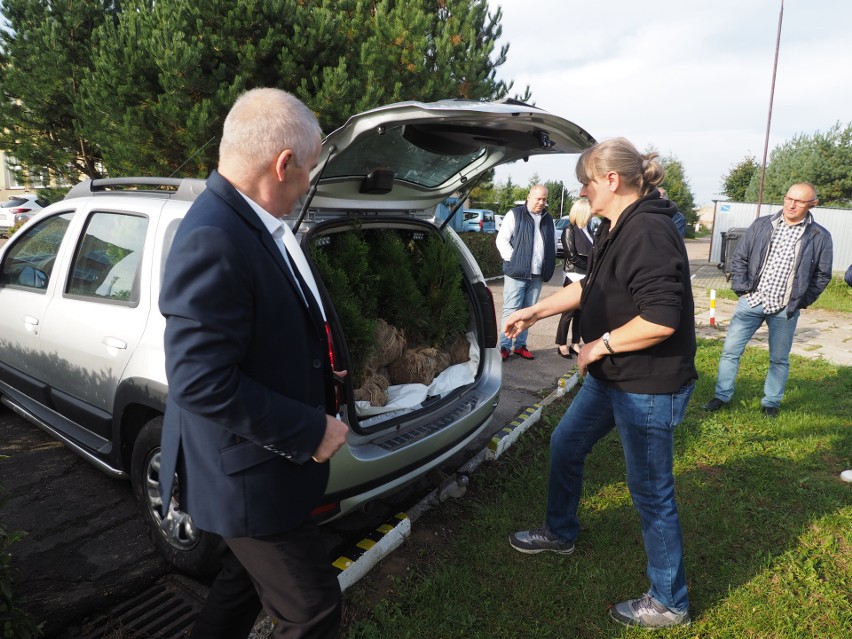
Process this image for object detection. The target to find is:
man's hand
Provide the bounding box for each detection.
[311,414,349,463]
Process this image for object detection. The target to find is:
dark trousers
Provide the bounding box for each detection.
[190,523,341,639]
[555,275,582,347]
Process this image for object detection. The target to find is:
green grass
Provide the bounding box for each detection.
[342,340,852,638]
[713,275,851,313]
[812,276,852,313]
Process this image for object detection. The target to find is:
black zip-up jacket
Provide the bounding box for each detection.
[580,193,697,394]
[562,221,594,275]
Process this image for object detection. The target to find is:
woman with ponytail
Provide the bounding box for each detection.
[504,137,697,629]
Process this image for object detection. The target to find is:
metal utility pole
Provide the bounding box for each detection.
[756,0,784,217]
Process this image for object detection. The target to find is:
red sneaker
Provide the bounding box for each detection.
[500,347,510,361]
[513,346,535,360]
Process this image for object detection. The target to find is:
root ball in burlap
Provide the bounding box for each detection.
[447,335,470,365]
[373,319,407,367]
[354,371,390,406]
[388,346,452,385]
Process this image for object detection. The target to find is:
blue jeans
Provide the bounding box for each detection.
[713,296,800,408]
[546,374,694,613]
[500,274,543,350]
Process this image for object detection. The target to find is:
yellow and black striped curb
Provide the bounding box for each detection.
[486,370,579,460]
[333,512,410,591]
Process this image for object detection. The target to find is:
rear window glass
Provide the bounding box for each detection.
[323,125,485,188]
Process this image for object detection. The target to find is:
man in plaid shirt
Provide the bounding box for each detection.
[702,183,833,418]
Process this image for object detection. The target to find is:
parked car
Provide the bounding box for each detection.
[0,194,48,234]
[494,214,504,232]
[554,216,572,258]
[461,208,496,233]
[0,98,594,575]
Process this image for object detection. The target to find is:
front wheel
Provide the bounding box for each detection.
[131,416,223,577]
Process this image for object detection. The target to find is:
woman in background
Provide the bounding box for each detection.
[555,197,594,358]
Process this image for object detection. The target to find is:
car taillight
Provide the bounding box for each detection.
[325,321,341,413]
[308,501,340,520]
[479,219,483,230]
[325,322,336,370]
[9,207,31,214]
[474,282,499,348]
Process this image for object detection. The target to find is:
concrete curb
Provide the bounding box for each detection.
[333,369,581,592]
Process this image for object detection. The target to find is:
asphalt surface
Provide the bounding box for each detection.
[1,236,848,637]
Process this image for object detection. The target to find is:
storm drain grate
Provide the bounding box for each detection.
[77,580,202,639]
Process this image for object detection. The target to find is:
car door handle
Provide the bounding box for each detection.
[23,316,40,334]
[102,337,128,350]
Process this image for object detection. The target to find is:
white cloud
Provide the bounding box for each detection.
[488,0,852,205]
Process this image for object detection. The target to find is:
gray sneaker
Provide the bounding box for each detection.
[509,526,575,554]
[610,594,690,628]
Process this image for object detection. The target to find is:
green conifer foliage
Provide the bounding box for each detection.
[311,226,471,386]
[367,230,428,343]
[310,231,377,386]
[412,234,469,349]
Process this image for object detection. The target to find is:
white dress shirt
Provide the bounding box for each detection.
[237,191,326,320]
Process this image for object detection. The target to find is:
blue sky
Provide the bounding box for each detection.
[489,0,852,205]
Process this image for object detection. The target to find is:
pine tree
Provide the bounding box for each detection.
[721,155,759,201]
[661,156,697,224]
[71,0,519,177]
[744,123,852,207]
[0,0,116,185]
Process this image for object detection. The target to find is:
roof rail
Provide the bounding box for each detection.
[64,177,207,202]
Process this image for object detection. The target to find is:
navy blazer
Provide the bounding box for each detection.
[158,171,334,538]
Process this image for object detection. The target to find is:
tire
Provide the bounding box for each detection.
[131,416,223,577]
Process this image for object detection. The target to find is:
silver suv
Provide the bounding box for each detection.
[0,99,593,574]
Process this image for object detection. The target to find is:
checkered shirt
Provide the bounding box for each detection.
[746,220,806,314]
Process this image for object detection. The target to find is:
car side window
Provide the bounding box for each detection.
[0,212,74,291]
[66,212,148,304]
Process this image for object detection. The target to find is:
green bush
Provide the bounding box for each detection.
[458,232,503,278]
[0,481,42,638]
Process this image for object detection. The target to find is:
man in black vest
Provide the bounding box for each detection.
[496,184,556,360]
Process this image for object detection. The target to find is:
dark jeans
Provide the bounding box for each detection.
[546,374,694,613]
[190,522,341,639]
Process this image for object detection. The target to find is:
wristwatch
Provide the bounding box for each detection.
[602,331,616,355]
